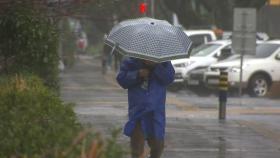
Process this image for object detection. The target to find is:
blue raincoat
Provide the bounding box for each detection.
[116,58,175,140]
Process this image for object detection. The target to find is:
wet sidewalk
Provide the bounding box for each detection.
[60,55,280,158]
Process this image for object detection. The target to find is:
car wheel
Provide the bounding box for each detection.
[249,75,270,97]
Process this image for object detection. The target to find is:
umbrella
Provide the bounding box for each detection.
[104,17,192,63]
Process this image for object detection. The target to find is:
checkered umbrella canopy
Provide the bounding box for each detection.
[105,17,192,63]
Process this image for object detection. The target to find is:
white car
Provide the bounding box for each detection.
[184,30,217,48]
[221,31,269,41]
[204,40,280,97]
[187,54,240,87]
[171,40,232,84]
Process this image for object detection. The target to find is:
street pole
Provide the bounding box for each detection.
[238,12,247,97]
[151,0,155,18]
[143,0,147,17]
[219,71,228,120]
[239,49,244,97]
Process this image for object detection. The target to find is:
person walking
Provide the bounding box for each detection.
[116,57,175,158]
[101,44,111,74]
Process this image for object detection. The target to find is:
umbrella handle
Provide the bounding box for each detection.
[110,43,119,55]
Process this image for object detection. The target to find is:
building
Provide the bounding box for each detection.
[257,0,280,39]
[269,0,280,5]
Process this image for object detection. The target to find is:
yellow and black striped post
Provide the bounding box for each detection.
[219,71,228,120]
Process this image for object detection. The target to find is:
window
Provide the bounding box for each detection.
[189,34,213,48]
[275,52,280,60]
[191,43,221,57]
[256,43,280,58]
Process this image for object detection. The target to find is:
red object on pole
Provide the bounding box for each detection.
[139,2,147,14]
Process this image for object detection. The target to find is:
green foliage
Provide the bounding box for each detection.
[0,2,60,90]
[163,0,267,29]
[0,75,127,157]
[0,75,80,157]
[234,0,267,8]
[74,0,148,33]
[61,128,127,158]
[103,128,128,158]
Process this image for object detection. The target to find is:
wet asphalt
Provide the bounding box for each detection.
[60,55,280,158]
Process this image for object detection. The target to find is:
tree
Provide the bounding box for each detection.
[234,0,267,9]
[0,1,60,90]
[70,0,172,45]
[162,0,267,30]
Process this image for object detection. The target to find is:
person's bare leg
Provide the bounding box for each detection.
[131,122,145,158]
[147,138,164,158]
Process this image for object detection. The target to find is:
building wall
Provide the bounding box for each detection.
[269,0,280,5]
[258,5,280,38]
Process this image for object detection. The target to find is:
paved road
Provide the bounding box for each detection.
[60,55,280,158]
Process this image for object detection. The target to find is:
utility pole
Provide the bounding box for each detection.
[238,12,247,97]
[150,0,155,18]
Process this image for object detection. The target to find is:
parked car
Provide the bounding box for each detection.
[221,31,269,41]
[171,40,232,84]
[187,41,263,87]
[187,54,240,87]
[204,40,280,97]
[184,30,217,48]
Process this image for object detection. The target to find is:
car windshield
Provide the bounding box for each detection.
[190,43,221,57]
[255,43,280,58]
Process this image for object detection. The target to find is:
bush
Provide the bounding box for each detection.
[60,128,127,158]
[103,128,128,158]
[0,2,59,91]
[0,75,127,157]
[0,75,80,157]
